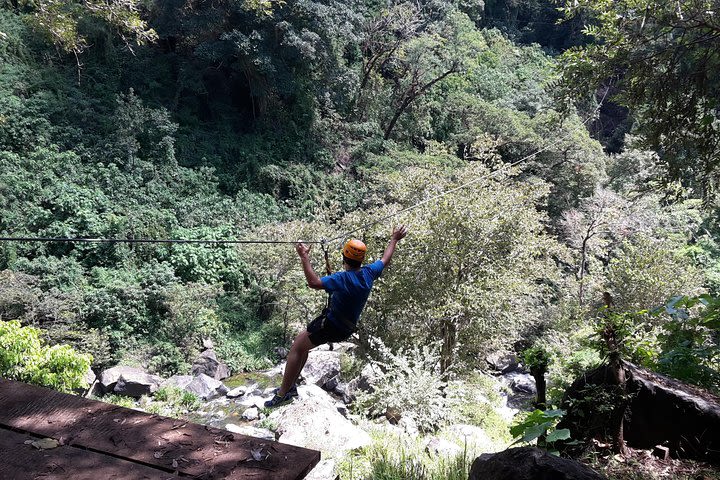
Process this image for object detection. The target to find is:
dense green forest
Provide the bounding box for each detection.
[1,0,719,477]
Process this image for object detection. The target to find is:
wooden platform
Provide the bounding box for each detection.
[0,378,320,479]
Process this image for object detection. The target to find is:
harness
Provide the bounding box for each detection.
[318,243,358,337]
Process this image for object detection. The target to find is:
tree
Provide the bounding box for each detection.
[6,0,156,56]
[357,158,562,372]
[355,2,481,140]
[560,0,720,202]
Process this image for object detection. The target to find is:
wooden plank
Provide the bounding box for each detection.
[0,426,172,479]
[0,379,320,480]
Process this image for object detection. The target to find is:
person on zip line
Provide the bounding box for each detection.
[265,225,409,408]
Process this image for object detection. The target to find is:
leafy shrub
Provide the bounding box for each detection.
[510,409,571,454]
[652,295,720,393]
[153,386,201,411]
[0,320,92,393]
[354,338,452,433]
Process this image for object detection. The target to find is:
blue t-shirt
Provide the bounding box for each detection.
[320,260,384,332]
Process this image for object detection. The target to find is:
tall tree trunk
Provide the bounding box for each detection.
[603,292,629,456]
[530,366,547,409]
[440,318,456,374]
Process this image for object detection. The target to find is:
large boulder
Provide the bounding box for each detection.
[99,366,162,396]
[185,374,229,400]
[469,447,606,480]
[343,363,383,403]
[113,371,164,398]
[425,437,462,457]
[486,352,519,374]
[304,459,338,480]
[271,385,371,457]
[301,350,340,390]
[191,349,230,380]
[445,424,497,453]
[162,375,193,390]
[562,361,720,463]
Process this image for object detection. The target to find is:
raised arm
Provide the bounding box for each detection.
[381,225,408,266]
[296,242,324,290]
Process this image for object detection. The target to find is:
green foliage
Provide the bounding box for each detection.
[522,345,551,371]
[337,425,477,480]
[360,159,562,370]
[560,0,720,200]
[354,338,452,433]
[650,295,720,393]
[0,319,91,392]
[17,0,157,55]
[100,393,136,409]
[510,409,571,453]
[153,385,201,411]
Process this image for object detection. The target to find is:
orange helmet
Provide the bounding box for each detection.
[343,239,367,263]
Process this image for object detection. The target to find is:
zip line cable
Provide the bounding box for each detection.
[0,91,608,248]
[0,237,319,245]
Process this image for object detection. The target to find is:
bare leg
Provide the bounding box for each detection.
[279,330,316,396]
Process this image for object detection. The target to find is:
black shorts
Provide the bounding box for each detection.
[307,313,353,346]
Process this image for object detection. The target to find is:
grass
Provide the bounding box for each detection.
[336,419,501,480]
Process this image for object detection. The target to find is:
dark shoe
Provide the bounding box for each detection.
[264,392,293,408]
[272,385,298,398]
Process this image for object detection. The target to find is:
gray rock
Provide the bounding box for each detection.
[191,349,230,380]
[304,459,338,480]
[113,371,164,398]
[224,424,275,441]
[344,363,383,403]
[75,367,97,396]
[274,346,289,359]
[162,375,193,390]
[469,447,606,480]
[445,424,495,452]
[302,350,341,390]
[502,372,536,394]
[274,389,372,456]
[226,386,247,398]
[202,338,214,350]
[99,366,150,394]
[242,407,259,421]
[562,360,720,463]
[486,352,519,373]
[425,437,462,457]
[238,395,266,409]
[185,374,229,400]
[399,416,419,436]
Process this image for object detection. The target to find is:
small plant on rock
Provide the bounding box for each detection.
[510,409,571,455]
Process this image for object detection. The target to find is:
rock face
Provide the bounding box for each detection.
[468,447,606,480]
[191,349,230,380]
[563,361,720,463]
[99,366,163,396]
[114,371,164,398]
[302,350,340,390]
[162,375,193,390]
[486,352,519,373]
[272,385,371,457]
[425,437,462,457]
[445,424,496,453]
[185,373,229,400]
[343,363,382,403]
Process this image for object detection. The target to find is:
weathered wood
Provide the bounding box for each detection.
[0,426,172,480]
[0,379,320,479]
